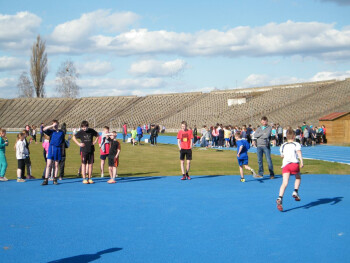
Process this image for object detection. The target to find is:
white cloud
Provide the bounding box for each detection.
[50,10,139,44]
[310,71,350,81]
[85,21,350,61]
[0,56,27,71]
[0,12,41,51]
[129,59,187,77]
[77,60,114,76]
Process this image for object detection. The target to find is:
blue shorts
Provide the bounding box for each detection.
[100,154,108,160]
[237,158,248,166]
[225,138,230,142]
[47,145,62,161]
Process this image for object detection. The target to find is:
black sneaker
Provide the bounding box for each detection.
[53,178,58,185]
[41,179,48,186]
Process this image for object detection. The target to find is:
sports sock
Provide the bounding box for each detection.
[294,189,298,193]
[278,196,283,199]
[186,172,189,176]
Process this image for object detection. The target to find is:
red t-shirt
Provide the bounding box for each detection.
[177,129,193,149]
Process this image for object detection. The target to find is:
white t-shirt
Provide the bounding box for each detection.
[280,142,301,168]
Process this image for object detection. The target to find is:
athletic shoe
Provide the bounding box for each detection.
[270,175,275,179]
[276,198,283,211]
[251,169,258,178]
[240,178,245,182]
[255,174,263,178]
[0,177,8,181]
[28,175,36,179]
[53,178,58,185]
[107,179,116,184]
[49,177,53,181]
[88,179,94,184]
[186,175,191,180]
[292,191,301,201]
[82,179,89,184]
[41,179,48,185]
[181,176,186,180]
[101,174,104,178]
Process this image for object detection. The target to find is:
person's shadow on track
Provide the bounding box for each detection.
[283,197,343,212]
[47,247,122,263]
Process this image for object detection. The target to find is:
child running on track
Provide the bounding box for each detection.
[0,129,9,181]
[276,128,304,211]
[73,120,99,184]
[107,131,121,184]
[177,121,193,180]
[42,120,65,185]
[235,132,257,182]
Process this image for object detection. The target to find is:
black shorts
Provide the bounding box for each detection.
[108,156,119,167]
[18,159,25,170]
[100,154,108,160]
[81,152,94,164]
[180,149,192,161]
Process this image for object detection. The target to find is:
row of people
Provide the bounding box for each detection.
[1,117,304,211]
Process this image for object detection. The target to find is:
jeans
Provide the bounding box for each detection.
[123,133,126,142]
[257,146,274,176]
[137,134,142,144]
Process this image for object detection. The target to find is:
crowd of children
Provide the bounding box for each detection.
[1,117,307,211]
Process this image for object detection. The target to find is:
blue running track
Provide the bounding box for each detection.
[0,174,349,263]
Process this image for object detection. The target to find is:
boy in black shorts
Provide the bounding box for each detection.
[73,120,99,184]
[177,121,193,180]
[107,131,121,184]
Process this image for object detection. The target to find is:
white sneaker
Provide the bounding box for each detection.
[0,177,4,181]
[3,177,8,181]
[101,174,104,178]
[292,191,301,201]
[251,169,258,178]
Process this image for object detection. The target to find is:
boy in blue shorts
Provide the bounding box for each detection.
[42,120,65,185]
[235,132,257,182]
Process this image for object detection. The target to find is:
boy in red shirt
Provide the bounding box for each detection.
[177,121,193,180]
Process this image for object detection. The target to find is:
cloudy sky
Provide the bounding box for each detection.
[1,0,350,98]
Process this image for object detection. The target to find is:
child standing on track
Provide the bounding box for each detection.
[15,132,27,182]
[177,121,193,180]
[99,126,110,177]
[73,120,99,184]
[107,131,121,184]
[276,128,304,212]
[235,132,257,182]
[0,129,9,181]
[42,120,65,185]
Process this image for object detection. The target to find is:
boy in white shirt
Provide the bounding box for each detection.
[276,128,304,212]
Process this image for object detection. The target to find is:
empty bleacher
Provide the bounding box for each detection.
[0,79,349,130]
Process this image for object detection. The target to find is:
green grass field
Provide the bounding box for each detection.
[2,134,350,180]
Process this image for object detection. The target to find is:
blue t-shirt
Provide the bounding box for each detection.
[236,139,250,159]
[44,129,65,147]
[137,126,143,135]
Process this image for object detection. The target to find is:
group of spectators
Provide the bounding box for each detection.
[195,121,327,149]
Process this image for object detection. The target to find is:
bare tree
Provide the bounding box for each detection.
[56,60,80,98]
[30,35,48,98]
[17,71,34,98]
